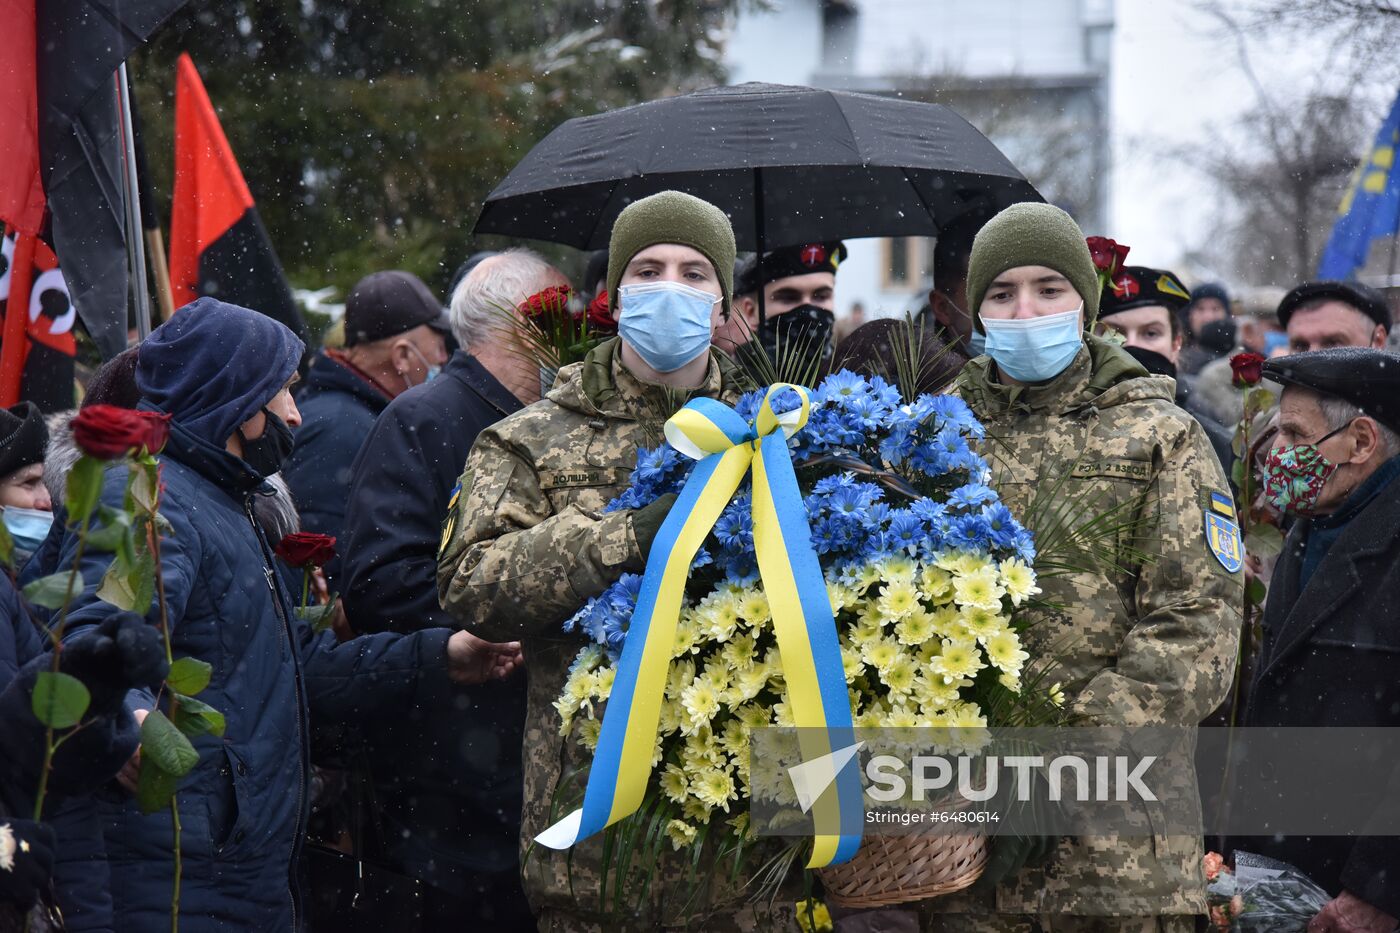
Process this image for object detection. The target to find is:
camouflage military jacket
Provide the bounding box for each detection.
[438,338,773,929]
[947,335,1243,916]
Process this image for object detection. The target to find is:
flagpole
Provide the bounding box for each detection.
[116,63,153,340]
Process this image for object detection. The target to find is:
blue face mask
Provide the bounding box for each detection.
[4,506,53,563]
[966,330,987,357]
[405,344,441,385]
[980,307,1084,383]
[617,281,718,373]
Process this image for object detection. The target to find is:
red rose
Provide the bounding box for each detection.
[1086,236,1130,274]
[72,405,171,460]
[519,285,575,320]
[275,532,337,568]
[585,289,616,332]
[1230,352,1266,388]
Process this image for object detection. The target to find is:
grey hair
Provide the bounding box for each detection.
[1317,393,1400,458]
[448,247,561,350]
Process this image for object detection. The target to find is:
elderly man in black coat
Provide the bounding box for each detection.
[1237,348,1400,931]
[338,248,570,931]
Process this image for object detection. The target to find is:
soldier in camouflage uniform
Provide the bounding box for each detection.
[438,192,793,931]
[920,204,1242,931]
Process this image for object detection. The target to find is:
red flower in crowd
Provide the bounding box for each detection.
[275,532,337,569]
[585,289,617,332]
[72,405,171,460]
[1230,352,1266,388]
[519,285,575,319]
[1086,236,1130,275]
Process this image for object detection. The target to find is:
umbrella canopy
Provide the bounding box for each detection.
[475,82,1042,252]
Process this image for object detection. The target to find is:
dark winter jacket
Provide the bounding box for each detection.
[1177,377,1234,471]
[340,351,526,889]
[51,299,456,931]
[283,351,392,575]
[1,574,137,932]
[1238,456,1400,914]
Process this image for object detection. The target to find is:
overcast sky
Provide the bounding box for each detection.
[1109,0,1385,285]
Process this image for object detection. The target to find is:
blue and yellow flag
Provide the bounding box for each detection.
[1318,87,1400,279]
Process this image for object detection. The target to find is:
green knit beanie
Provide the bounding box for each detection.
[965,202,1099,332]
[607,191,736,317]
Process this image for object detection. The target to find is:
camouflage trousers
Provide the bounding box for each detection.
[926,915,1197,933]
[535,904,800,932]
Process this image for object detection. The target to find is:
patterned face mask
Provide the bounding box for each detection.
[1261,421,1350,513]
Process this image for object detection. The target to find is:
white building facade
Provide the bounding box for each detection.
[724,0,1115,317]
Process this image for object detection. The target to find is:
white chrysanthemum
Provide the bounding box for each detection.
[946,702,988,729]
[931,638,985,682]
[953,567,1005,610]
[721,632,759,671]
[680,680,721,734]
[576,717,602,750]
[894,610,936,646]
[998,671,1022,693]
[734,703,770,731]
[984,630,1030,675]
[666,658,696,700]
[661,763,689,803]
[862,638,900,673]
[1049,681,1067,707]
[0,823,15,872]
[692,767,737,811]
[883,703,920,728]
[877,579,921,620]
[666,818,699,850]
[999,557,1041,606]
[881,655,917,697]
[919,564,955,602]
[738,590,771,626]
[840,646,864,684]
[960,605,1007,643]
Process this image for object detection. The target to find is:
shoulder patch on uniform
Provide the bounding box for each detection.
[439,479,464,559]
[1203,498,1243,573]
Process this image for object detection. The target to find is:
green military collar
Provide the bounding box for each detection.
[957,333,1156,417]
[573,336,738,422]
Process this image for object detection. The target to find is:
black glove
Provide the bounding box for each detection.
[59,613,169,716]
[0,819,55,911]
[631,493,678,561]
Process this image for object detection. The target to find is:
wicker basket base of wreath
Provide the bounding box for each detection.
[818,833,987,908]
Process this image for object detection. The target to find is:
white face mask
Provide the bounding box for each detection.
[979,306,1084,382]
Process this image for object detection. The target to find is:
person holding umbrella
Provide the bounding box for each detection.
[438,191,782,930]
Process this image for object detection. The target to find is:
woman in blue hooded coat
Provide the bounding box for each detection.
[50,299,520,931]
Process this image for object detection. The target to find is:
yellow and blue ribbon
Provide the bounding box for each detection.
[535,385,864,868]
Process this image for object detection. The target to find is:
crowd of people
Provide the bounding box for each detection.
[1,189,1398,932]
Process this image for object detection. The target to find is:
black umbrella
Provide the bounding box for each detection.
[474,82,1042,254]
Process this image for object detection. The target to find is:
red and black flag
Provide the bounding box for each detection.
[169,54,304,340]
[0,232,76,411]
[0,0,188,406]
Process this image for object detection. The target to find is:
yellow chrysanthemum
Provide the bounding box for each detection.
[672,615,701,657]
[881,656,917,697]
[998,671,1022,693]
[928,605,964,640]
[862,638,900,673]
[946,702,987,729]
[826,580,856,613]
[739,590,771,626]
[1049,681,1067,707]
[666,659,696,700]
[772,701,797,728]
[666,818,699,850]
[721,632,759,671]
[882,555,918,583]
[720,718,750,756]
[661,763,689,803]
[983,630,1029,675]
[840,646,864,683]
[848,616,885,648]
[735,702,770,731]
[591,666,616,700]
[682,796,714,823]
[919,564,955,602]
[681,680,721,734]
[884,703,920,728]
[553,694,581,734]
[683,726,726,770]
[796,898,833,933]
[659,697,684,735]
[931,639,985,682]
[914,674,961,710]
[946,551,993,577]
[894,610,936,646]
[576,717,602,749]
[733,663,770,703]
[998,557,1040,606]
[692,767,737,811]
[960,605,1007,642]
[854,562,882,593]
[877,579,921,620]
[952,568,1005,610]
